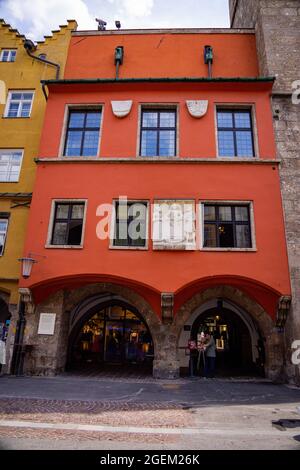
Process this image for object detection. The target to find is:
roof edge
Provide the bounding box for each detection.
[72,27,255,36]
[42,77,275,86]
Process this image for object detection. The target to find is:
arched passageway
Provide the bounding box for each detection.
[175,286,281,380]
[187,303,265,377]
[67,294,155,376]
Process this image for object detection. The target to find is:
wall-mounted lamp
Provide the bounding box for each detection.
[115,45,124,79]
[18,252,46,279]
[18,257,37,279]
[204,45,213,78]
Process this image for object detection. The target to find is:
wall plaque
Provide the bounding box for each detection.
[38,313,56,335]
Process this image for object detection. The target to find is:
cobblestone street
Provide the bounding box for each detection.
[0,375,300,449]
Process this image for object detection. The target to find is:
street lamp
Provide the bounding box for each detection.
[18,257,37,279]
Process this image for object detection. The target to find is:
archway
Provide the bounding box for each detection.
[175,286,282,380]
[188,302,265,377]
[67,293,155,376]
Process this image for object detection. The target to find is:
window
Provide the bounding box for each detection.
[113,201,148,248]
[0,49,16,62]
[140,108,176,157]
[51,202,85,246]
[0,218,8,256]
[64,109,102,157]
[217,109,254,157]
[203,204,252,248]
[0,150,23,182]
[4,91,34,118]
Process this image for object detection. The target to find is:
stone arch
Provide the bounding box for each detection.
[64,282,162,336]
[64,283,163,375]
[25,282,163,377]
[173,286,284,381]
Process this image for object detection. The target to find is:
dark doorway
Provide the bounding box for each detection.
[68,304,154,376]
[190,307,264,377]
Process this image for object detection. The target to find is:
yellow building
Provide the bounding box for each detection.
[0,18,77,373]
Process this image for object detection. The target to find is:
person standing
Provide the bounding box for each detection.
[204,333,216,378]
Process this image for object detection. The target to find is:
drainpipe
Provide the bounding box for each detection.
[10,300,26,376]
[24,39,60,80]
[42,81,49,101]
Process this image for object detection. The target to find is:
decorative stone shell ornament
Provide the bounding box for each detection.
[186,100,208,118]
[111,100,133,118]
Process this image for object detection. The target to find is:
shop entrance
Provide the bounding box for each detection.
[190,306,265,377]
[68,304,154,375]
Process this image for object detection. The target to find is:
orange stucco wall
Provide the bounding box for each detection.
[64,32,258,79]
[21,161,290,316]
[20,32,290,321]
[39,82,276,159]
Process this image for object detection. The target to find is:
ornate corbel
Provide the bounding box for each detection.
[161,293,174,324]
[19,288,35,314]
[276,295,292,329]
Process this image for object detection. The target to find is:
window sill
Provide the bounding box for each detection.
[2,116,31,119]
[200,247,257,252]
[216,156,257,160]
[137,155,179,159]
[109,245,148,250]
[59,155,99,159]
[45,244,83,249]
[0,180,20,183]
[153,245,196,251]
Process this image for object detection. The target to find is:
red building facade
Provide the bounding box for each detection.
[19,29,291,380]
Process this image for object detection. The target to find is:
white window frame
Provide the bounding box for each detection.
[109,199,149,250]
[214,104,259,159]
[59,104,104,158]
[0,218,9,256]
[199,200,257,252]
[0,149,24,182]
[136,103,180,158]
[0,49,17,62]
[46,199,88,249]
[4,90,35,118]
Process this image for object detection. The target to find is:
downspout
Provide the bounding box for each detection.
[24,39,60,80]
[10,300,26,375]
[42,81,49,101]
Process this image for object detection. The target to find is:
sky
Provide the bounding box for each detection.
[0,0,230,41]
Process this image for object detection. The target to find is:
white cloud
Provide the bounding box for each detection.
[5,0,95,40]
[121,0,154,17]
[2,0,229,38]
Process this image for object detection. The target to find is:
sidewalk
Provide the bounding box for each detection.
[0,375,299,449]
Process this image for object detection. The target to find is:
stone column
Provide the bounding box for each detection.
[153,293,180,379]
[152,326,180,379]
[23,290,67,376]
